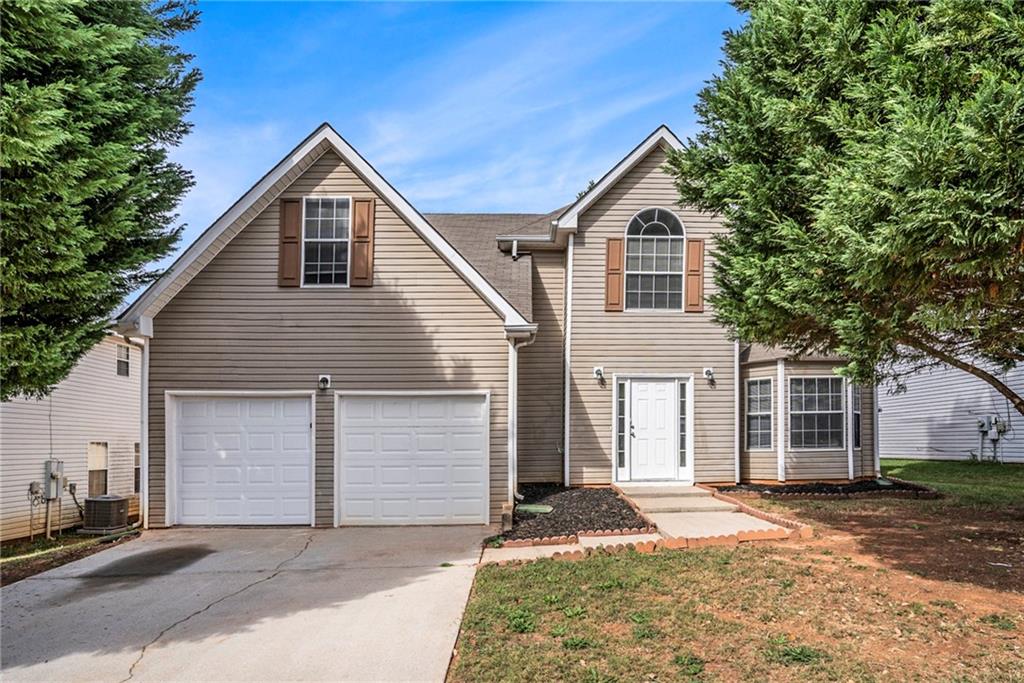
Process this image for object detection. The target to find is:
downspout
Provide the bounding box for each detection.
[776,359,786,482]
[873,384,881,476]
[507,334,536,505]
[562,233,575,487]
[733,341,740,484]
[846,381,855,480]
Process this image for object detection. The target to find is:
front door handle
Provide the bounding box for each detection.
[629,423,636,438]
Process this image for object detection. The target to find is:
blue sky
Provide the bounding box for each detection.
[165,1,743,267]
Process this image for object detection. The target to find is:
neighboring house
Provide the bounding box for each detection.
[879,363,1023,463]
[114,123,877,530]
[0,334,142,541]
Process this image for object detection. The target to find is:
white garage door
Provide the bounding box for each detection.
[172,396,313,525]
[337,394,489,525]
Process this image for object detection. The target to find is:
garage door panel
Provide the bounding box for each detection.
[338,395,488,525]
[173,396,312,525]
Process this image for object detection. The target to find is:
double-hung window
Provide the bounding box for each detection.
[746,379,773,449]
[116,345,130,377]
[134,442,141,494]
[302,197,350,286]
[88,441,108,496]
[790,377,845,449]
[624,208,685,310]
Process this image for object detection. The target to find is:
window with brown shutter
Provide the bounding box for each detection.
[684,238,704,312]
[278,198,301,287]
[350,198,375,287]
[605,237,624,312]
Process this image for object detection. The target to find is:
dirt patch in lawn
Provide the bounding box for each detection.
[746,496,1024,594]
[503,485,649,541]
[1,533,138,586]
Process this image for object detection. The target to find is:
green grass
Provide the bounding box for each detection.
[0,534,95,562]
[881,458,1024,507]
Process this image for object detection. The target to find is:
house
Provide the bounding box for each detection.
[114,123,877,530]
[878,363,1023,463]
[0,334,142,541]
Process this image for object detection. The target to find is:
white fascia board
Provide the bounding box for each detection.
[118,123,531,334]
[553,125,683,232]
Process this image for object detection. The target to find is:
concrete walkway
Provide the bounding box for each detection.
[2,526,487,682]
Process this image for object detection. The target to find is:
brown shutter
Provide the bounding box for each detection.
[350,198,375,287]
[605,237,624,312]
[278,198,302,287]
[684,238,705,312]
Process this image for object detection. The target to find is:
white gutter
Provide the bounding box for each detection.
[140,341,150,529]
[776,360,786,482]
[562,234,575,487]
[846,381,855,480]
[733,341,740,483]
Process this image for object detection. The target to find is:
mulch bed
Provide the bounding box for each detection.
[718,478,938,498]
[503,484,649,541]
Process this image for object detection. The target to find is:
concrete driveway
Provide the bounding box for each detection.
[1,526,487,682]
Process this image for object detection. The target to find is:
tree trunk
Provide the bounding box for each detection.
[903,338,1024,417]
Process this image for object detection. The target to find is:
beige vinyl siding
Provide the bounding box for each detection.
[783,361,874,480]
[0,336,141,541]
[518,251,565,482]
[147,151,510,526]
[739,363,777,481]
[568,147,736,484]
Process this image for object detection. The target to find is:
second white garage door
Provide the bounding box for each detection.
[337,393,490,525]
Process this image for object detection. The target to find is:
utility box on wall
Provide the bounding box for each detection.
[43,459,64,500]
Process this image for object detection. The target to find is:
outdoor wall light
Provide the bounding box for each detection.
[593,366,606,386]
[318,374,332,391]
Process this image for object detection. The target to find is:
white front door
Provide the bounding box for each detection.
[629,379,678,481]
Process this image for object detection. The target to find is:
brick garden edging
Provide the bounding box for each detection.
[696,484,815,540]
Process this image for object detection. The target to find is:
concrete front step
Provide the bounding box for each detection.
[634,496,739,514]
[617,485,711,499]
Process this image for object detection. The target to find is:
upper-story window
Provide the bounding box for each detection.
[116,345,130,377]
[624,208,685,310]
[302,197,350,286]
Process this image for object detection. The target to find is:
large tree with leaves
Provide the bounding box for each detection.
[668,0,1024,415]
[1,0,200,399]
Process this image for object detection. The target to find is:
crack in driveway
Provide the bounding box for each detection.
[118,534,316,683]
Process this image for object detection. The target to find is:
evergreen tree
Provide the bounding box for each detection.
[1,0,201,398]
[668,0,1024,414]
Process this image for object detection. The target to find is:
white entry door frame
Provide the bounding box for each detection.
[612,374,694,484]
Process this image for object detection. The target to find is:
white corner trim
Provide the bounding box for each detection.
[554,125,683,231]
[873,384,881,476]
[847,381,855,480]
[734,341,740,483]
[776,360,786,482]
[562,233,575,487]
[118,123,531,334]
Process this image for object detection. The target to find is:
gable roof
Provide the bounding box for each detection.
[553,125,683,232]
[427,214,534,322]
[116,123,534,337]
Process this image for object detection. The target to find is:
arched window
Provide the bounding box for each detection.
[625,208,685,309]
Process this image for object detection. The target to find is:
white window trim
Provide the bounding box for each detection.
[745,377,774,451]
[332,390,492,527]
[116,344,130,377]
[788,376,847,452]
[164,390,317,528]
[611,373,694,484]
[300,195,353,289]
[87,441,109,496]
[623,207,686,312]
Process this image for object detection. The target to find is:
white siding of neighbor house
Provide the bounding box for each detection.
[878,363,1024,463]
[568,146,737,484]
[1,336,141,541]
[518,250,565,482]
[147,150,511,527]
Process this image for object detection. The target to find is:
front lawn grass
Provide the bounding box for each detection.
[449,547,1022,682]
[882,458,1024,508]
